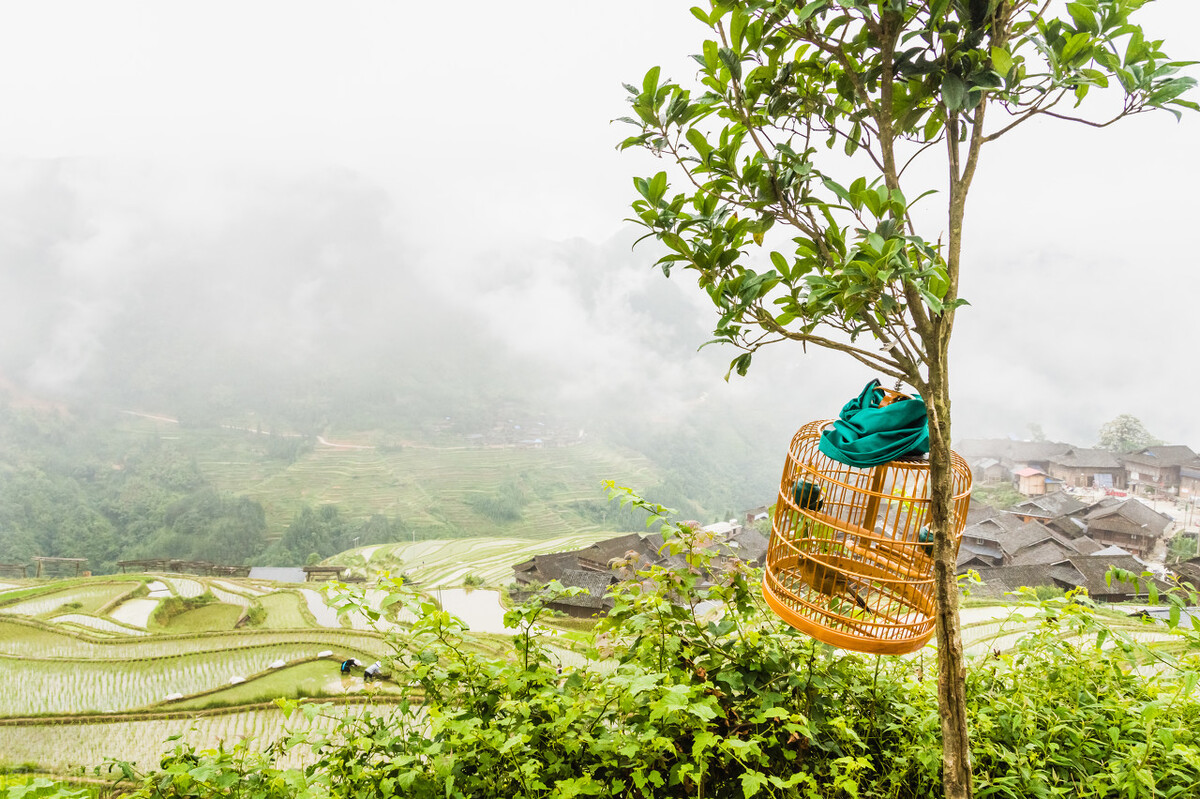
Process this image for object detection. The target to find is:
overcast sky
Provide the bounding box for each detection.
[0,0,1196,450]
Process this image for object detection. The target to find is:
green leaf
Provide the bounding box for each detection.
[718,47,742,81]
[991,47,1014,77]
[770,251,789,277]
[643,66,661,98]
[741,771,769,798]
[1067,2,1099,35]
[942,74,967,111]
[796,1,827,25]
[686,128,712,158]
[1148,77,1197,106]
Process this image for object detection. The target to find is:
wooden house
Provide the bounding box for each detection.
[1176,459,1200,503]
[1083,499,1173,558]
[971,457,1011,484]
[1007,491,1088,525]
[1048,448,1127,490]
[1015,467,1048,496]
[955,439,1072,473]
[1122,445,1198,496]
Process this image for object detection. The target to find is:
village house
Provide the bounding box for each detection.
[1122,445,1199,496]
[970,457,1011,484]
[957,509,1104,573]
[956,517,1008,569]
[1047,448,1127,490]
[972,554,1167,602]
[1014,467,1049,496]
[1082,499,1174,558]
[956,439,1073,474]
[1181,460,1200,503]
[1007,492,1088,525]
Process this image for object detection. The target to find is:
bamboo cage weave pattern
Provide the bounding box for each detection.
[762,420,972,655]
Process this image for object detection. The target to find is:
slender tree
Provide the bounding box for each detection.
[620,2,1194,796]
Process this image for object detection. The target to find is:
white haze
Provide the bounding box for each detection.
[0,1,1195,455]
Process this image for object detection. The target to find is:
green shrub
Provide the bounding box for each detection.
[150,590,217,627]
[244,602,267,627]
[111,490,1200,798]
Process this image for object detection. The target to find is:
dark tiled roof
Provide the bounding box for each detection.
[999,521,1055,557]
[957,540,1003,567]
[1050,448,1123,469]
[1009,539,1078,566]
[1171,556,1200,589]
[1046,515,1090,538]
[1121,445,1198,468]
[582,533,649,562]
[1069,535,1104,555]
[512,550,587,584]
[725,528,769,565]
[1009,491,1087,519]
[971,564,1059,598]
[962,518,1005,543]
[1062,555,1165,596]
[974,555,1166,599]
[956,439,1072,463]
[1084,499,1172,535]
[965,504,1002,526]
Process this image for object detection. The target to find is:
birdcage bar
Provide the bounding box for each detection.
[762,419,971,655]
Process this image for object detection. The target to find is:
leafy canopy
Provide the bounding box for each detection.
[620,0,1195,384]
[1098,412,1165,453]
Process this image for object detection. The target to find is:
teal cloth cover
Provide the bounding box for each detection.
[818,379,930,468]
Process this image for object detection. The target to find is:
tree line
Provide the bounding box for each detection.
[0,402,406,572]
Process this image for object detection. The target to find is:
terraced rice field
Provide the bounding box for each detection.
[957,603,1178,657]
[208,586,252,608]
[52,614,150,636]
[0,703,394,772]
[299,589,342,628]
[161,603,244,633]
[214,579,269,596]
[0,619,389,661]
[145,581,172,599]
[0,582,136,618]
[0,647,360,715]
[109,599,160,628]
[169,661,394,710]
[166,577,208,598]
[200,438,657,537]
[4,554,1190,779]
[334,533,617,589]
[258,592,310,628]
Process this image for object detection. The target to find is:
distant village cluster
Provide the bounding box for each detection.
[950,438,1200,600]
[514,438,1200,613]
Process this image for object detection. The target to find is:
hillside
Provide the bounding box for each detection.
[1,399,745,572]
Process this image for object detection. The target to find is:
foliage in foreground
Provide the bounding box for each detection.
[19,496,1200,798]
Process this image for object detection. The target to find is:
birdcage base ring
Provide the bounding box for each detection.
[761,573,935,655]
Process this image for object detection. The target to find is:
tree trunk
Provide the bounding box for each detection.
[925,348,973,799]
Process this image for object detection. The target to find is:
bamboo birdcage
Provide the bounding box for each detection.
[762,419,972,655]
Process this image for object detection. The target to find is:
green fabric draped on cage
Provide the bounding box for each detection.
[818,379,930,468]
